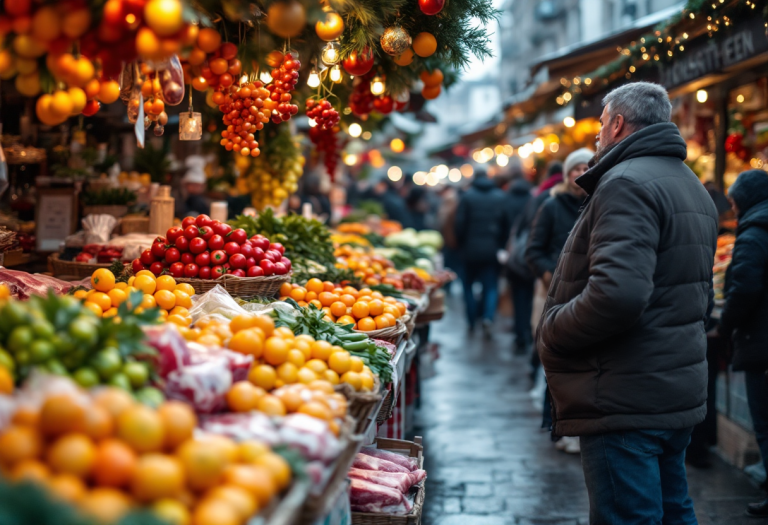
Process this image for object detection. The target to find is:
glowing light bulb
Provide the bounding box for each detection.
[696,89,708,103]
[330,65,342,83]
[533,138,545,154]
[563,117,575,128]
[390,138,405,153]
[259,71,272,84]
[370,76,386,96]
[388,166,403,181]
[307,68,321,88]
[344,154,358,166]
[308,118,317,128]
[348,123,362,137]
[321,41,341,65]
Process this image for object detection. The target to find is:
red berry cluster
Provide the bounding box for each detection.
[267,53,301,124]
[349,72,376,117]
[305,99,340,130]
[132,214,292,279]
[214,81,271,157]
[309,126,340,181]
[196,42,242,91]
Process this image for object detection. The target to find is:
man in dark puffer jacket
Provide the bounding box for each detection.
[537,82,718,524]
[719,170,768,518]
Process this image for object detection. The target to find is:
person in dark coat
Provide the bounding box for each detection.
[373,179,411,226]
[718,170,768,517]
[454,169,510,335]
[526,148,591,288]
[535,161,563,196]
[538,82,718,523]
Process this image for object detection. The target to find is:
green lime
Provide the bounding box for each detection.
[61,350,86,370]
[31,319,55,339]
[51,334,76,356]
[0,302,30,332]
[135,386,165,408]
[73,367,100,389]
[7,326,33,354]
[91,347,122,380]
[15,350,30,366]
[0,349,14,372]
[123,361,150,389]
[29,340,55,363]
[69,318,98,346]
[58,295,82,316]
[108,372,132,392]
[44,359,68,376]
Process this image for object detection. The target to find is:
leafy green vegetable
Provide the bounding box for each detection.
[271,300,393,383]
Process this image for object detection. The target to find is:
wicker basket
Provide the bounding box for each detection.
[49,253,113,279]
[376,383,396,424]
[175,272,291,299]
[351,437,425,525]
[119,216,150,234]
[335,377,383,435]
[355,315,409,345]
[83,205,129,218]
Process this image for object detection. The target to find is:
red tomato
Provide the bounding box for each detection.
[208,234,224,250]
[252,247,265,261]
[250,235,269,251]
[273,262,288,275]
[181,253,195,265]
[259,259,275,276]
[211,265,226,278]
[175,236,189,252]
[165,247,181,263]
[195,252,211,267]
[184,225,200,239]
[150,261,165,276]
[229,253,246,269]
[229,228,247,244]
[230,269,246,278]
[240,244,254,258]
[182,217,197,229]
[198,226,214,241]
[189,237,207,254]
[265,250,281,263]
[211,250,228,264]
[166,227,184,243]
[213,222,232,236]
[247,265,264,277]
[132,259,146,273]
[280,257,292,271]
[140,249,155,265]
[154,236,167,245]
[170,262,185,278]
[198,266,212,279]
[151,242,167,259]
[246,257,256,268]
[224,242,240,256]
[195,214,212,227]
[269,242,285,255]
[184,263,199,278]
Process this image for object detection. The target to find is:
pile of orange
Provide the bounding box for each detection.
[75,269,193,327]
[0,386,290,525]
[332,245,403,287]
[279,279,407,332]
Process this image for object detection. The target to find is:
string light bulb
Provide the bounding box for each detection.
[321,41,341,65]
[307,67,321,88]
[370,76,386,96]
[259,71,272,84]
[330,65,342,83]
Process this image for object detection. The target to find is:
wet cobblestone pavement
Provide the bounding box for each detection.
[414,291,764,525]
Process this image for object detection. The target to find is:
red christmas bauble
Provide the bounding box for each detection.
[419,0,445,16]
[343,48,374,76]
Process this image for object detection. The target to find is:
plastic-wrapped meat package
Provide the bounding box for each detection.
[349,478,413,514]
[199,412,280,445]
[353,453,410,474]
[142,325,192,378]
[360,446,418,471]
[348,468,415,493]
[278,413,341,464]
[187,342,253,382]
[165,358,233,414]
[0,269,73,300]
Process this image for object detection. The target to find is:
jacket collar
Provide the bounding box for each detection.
[576,122,687,195]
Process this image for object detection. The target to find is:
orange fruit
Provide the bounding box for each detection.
[222,464,277,507]
[97,79,120,104]
[83,302,103,316]
[82,405,114,440]
[306,278,324,294]
[11,406,40,427]
[134,275,157,295]
[192,498,240,525]
[227,381,264,412]
[40,393,86,436]
[276,362,299,384]
[144,0,184,37]
[339,294,356,307]
[263,337,289,366]
[328,351,351,374]
[155,275,176,292]
[396,302,407,316]
[368,299,384,317]
[336,315,356,326]
[93,438,137,488]
[89,292,113,312]
[351,301,369,319]
[197,435,239,464]
[48,473,87,502]
[356,317,376,332]
[154,289,176,310]
[141,294,157,309]
[298,401,332,422]
[341,371,363,391]
[47,433,96,478]
[158,401,197,450]
[205,485,257,520]
[286,349,306,367]
[131,453,185,502]
[93,388,134,419]
[153,498,192,525]
[248,364,277,390]
[297,367,318,384]
[323,369,340,385]
[80,487,133,524]
[0,425,42,467]
[374,315,391,329]
[273,327,295,340]
[0,366,13,395]
[350,356,365,373]
[177,439,228,491]
[257,394,286,416]
[360,372,375,391]
[279,282,293,297]
[307,380,335,395]
[117,405,164,453]
[253,452,291,490]
[175,283,195,296]
[310,340,333,361]
[196,27,222,53]
[230,314,258,333]
[237,440,270,463]
[275,388,303,412]
[329,301,347,318]
[322,281,335,292]
[289,287,306,302]
[305,359,328,375]
[252,315,275,336]
[108,288,128,308]
[228,328,264,358]
[318,292,338,307]
[10,459,50,482]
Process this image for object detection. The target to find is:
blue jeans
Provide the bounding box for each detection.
[461,262,499,328]
[745,371,768,476]
[580,428,697,525]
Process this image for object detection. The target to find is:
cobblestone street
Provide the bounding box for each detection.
[414,291,764,525]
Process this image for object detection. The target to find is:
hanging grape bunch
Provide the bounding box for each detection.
[305,99,340,130]
[349,72,376,117]
[309,126,340,180]
[265,51,301,123]
[215,81,271,157]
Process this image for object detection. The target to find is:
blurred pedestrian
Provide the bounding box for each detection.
[535,161,563,196]
[437,185,462,282]
[538,82,717,523]
[405,186,429,230]
[718,170,768,517]
[372,179,411,226]
[454,169,510,337]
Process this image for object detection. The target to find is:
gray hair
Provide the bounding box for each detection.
[602,82,672,129]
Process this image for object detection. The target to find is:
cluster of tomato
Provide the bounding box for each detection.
[188,34,241,92]
[305,99,340,130]
[265,51,300,124]
[215,82,271,158]
[348,72,406,117]
[132,214,292,280]
[308,126,340,180]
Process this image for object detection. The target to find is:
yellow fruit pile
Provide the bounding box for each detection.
[0,387,289,525]
[76,269,193,326]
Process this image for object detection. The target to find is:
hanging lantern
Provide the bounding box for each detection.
[380,26,412,56]
[330,64,342,83]
[321,41,341,65]
[180,111,202,140]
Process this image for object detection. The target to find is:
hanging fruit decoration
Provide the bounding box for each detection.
[393,49,414,66]
[420,68,443,100]
[316,9,345,41]
[343,48,375,76]
[266,1,307,39]
[349,72,377,117]
[265,51,301,124]
[242,127,305,209]
[306,99,340,130]
[412,32,438,57]
[380,26,412,56]
[216,81,269,157]
[309,127,340,180]
[418,0,446,16]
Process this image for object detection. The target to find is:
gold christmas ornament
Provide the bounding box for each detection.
[381,26,412,56]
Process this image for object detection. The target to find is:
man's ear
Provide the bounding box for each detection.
[613,114,624,136]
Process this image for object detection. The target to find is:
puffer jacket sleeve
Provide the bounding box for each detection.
[541,178,659,354]
[525,199,557,278]
[720,230,768,336]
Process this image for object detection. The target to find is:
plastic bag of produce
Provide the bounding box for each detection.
[199,412,281,445]
[188,285,250,324]
[165,358,233,414]
[187,342,253,383]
